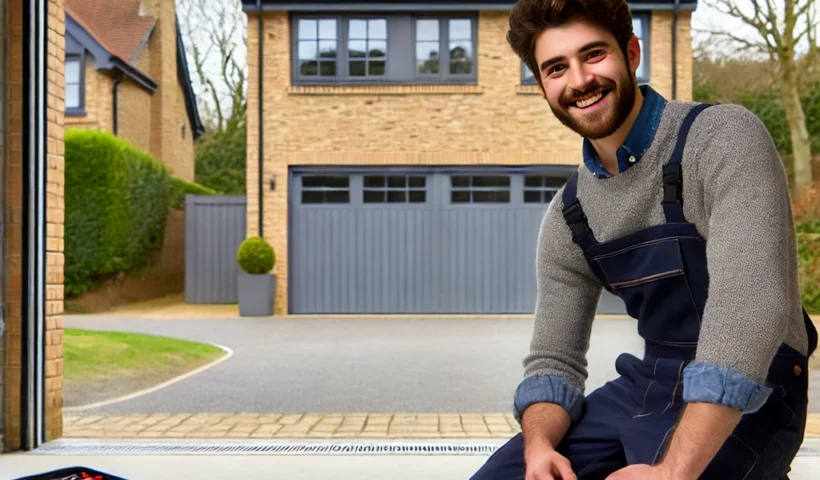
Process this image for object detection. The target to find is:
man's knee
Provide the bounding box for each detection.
[469,433,526,480]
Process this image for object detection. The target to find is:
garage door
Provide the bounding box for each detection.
[289,167,624,314]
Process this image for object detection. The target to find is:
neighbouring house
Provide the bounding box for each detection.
[240,0,697,316]
[63,0,204,182]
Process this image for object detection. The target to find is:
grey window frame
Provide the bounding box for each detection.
[449,174,512,205]
[65,52,86,115]
[411,13,478,83]
[520,13,650,85]
[362,174,428,204]
[290,12,478,85]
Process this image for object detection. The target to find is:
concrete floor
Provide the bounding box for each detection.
[1,453,819,480]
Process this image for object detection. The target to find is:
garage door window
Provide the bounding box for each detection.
[302,175,350,203]
[451,175,510,203]
[523,175,564,203]
[363,175,426,203]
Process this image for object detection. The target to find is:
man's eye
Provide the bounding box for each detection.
[588,50,604,59]
[548,65,564,75]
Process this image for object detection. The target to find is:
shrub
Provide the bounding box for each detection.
[798,233,820,314]
[169,177,217,210]
[195,124,246,194]
[65,129,171,297]
[237,237,275,275]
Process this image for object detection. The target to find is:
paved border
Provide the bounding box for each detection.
[63,413,820,440]
[63,344,234,413]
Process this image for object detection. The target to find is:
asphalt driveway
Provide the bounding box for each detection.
[63,315,645,415]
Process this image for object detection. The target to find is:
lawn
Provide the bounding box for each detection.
[64,329,227,408]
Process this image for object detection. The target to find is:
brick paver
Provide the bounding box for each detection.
[62,413,820,440]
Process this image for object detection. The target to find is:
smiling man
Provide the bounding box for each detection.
[468,1,818,480]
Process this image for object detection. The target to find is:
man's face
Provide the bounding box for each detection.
[533,17,640,139]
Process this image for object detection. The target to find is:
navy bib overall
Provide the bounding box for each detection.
[470,104,818,480]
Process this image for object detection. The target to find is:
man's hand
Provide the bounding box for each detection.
[526,448,577,480]
[521,402,575,479]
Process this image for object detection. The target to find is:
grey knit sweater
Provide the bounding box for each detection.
[517,100,808,421]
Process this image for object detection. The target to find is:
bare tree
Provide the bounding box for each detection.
[697,0,819,191]
[177,0,247,133]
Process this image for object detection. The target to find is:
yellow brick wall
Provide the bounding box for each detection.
[3,0,65,450]
[116,76,153,155]
[46,0,66,442]
[143,0,195,182]
[650,10,693,101]
[247,9,694,314]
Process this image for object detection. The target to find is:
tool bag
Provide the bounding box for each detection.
[12,467,129,480]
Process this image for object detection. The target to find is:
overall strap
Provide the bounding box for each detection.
[561,171,598,250]
[662,103,713,223]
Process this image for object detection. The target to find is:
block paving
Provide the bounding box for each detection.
[63,413,820,440]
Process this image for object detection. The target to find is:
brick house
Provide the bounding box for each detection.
[63,0,204,182]
[241,0,697,316]
[1,0,65,451]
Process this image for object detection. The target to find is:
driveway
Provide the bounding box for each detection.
[64,315,645,415]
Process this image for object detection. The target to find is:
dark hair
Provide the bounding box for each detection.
[507,0,634,88]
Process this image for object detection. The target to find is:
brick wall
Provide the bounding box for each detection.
[246,9,694,315]
[143,0,195,182]
[46,0,66,442]
[2,0,65,450]
[116,76,153,155]
[4,0,25,452]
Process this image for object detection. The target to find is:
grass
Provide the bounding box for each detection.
[64,329,226,407]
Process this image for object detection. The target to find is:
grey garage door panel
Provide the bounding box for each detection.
[289,168,627,315]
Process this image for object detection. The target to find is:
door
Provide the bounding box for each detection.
[289,167,625,314]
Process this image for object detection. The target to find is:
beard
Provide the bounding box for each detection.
[548,67,636,140]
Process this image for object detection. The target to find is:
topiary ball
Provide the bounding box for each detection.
[237,237,275,274]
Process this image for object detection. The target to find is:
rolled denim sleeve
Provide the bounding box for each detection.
[513,375,584,424]
[682,361,772,413]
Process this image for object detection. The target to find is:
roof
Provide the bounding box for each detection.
[65,1,205,140]
[65,0,156,65]
[240,0,699,11]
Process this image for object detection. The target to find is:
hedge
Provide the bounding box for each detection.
[170,177,217,209]
[799,233,820,314]
[65,130,172,297]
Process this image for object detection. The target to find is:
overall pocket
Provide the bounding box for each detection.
[593,237,701,345]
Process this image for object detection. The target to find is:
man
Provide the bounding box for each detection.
[470,1,818,479]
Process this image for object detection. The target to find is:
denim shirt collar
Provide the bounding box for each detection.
[582,85,667,178]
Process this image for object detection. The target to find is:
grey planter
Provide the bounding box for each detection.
[238,272,276,316]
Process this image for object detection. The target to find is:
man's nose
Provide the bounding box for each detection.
[567,64,595,92]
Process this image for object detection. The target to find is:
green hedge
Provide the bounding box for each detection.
[65,130,172,297]
[799,233,820,314]
[170,177,216,209]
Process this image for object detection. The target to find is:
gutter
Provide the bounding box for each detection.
[672,0,679,99]
[112,72,125,134]
[257,0,264,237]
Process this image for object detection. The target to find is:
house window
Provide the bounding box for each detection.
[301,175,350,204]
[520,14,649,84]
[297,18,338,77]
[451,175,510,203]
[363,175,426,203]
[523,175,565,203]
[291,13,477,85]
[415,17,475,80]
[349,19,387,77]
[65,55,84,113]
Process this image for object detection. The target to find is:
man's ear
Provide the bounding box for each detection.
[626,34,641,75]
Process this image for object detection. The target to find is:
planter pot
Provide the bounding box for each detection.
[238,272,276,316]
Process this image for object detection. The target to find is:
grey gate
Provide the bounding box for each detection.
[289,167,625,314]
[185,195,247,303]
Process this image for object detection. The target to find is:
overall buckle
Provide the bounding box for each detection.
[562,201,590,239]
[662,164,682,204]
